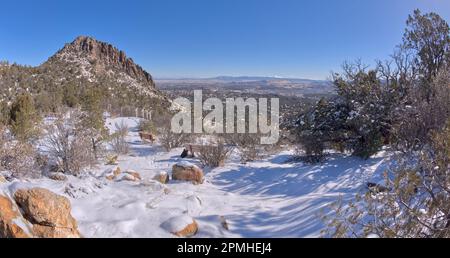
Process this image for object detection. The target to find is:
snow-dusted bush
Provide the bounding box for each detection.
[138,120,156,135]
[225,133,261,162]
[159,127,189,151]
[0,125,39,178]
[197,140,232,168]
[293,98,342,162]
[1,142,38,178]
[324,121,450,238]
[293,62,398,160]
[224,131,284,163]
[391,69,450,152]
[45,112,95,176]
[144,110,189,151]
[110,121,129,155]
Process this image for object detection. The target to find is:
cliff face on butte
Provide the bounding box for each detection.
[49,36,156,88]
[0,36,168,110]
[43,36,161,99]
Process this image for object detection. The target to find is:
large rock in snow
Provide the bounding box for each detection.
[172,162,204,184]
[161,215,198,237]
[0,175,7,183]
[117,170,142,182]
[125,170,142,181]
[104,166,121,181]
[0,195,33,238]
[13,188,81,238]
[153,171,169,184]
[48,173,68,182]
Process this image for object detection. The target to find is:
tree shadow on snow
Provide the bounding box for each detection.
[208,154,389,237]
[212,154,387,198]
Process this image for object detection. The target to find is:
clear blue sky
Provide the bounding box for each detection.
[1,0,449,79]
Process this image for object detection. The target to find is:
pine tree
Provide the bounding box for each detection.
[63,83,79,108]
[80,88,108,159]
[0,101,9,125]
[403,9,450,87]
[9,93,40,141]
[325,9,450,238]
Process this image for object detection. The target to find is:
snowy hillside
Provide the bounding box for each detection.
[0,117,390,238]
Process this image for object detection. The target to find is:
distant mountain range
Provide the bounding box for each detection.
[156,75,328,82]
[156,76,334,96]
[213,76,327,83]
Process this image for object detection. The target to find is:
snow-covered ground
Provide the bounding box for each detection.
[0,117,390,238]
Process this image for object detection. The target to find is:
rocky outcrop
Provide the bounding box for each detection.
[48,173,68,181]
[153,171,169,184]
[0,195,32,238]
[104,166,121,181]
[13,188,81,238]
[104,168,141,182]
[0,35,170,125]
[172,162,204,184]
[116,170,141,182]
[161,215,198,237]
[113,167,122,177]
[125,170,142,181]
[119,174,139,182]
[0,188,81,238]
[54,36,155,87]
